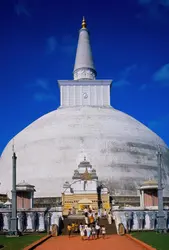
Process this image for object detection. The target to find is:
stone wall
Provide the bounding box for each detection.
[0,206,62,233]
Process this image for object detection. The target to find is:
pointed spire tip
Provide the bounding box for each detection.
[82,16,87,28]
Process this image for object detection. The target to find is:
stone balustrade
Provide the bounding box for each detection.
[113,208,169,233]
[0,207,62,233]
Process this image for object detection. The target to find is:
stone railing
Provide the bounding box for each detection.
[112,208,169,233]
[0,206,62,233]
[113,212,122,234]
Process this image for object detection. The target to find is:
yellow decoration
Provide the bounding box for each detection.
[82,16,87,28]
[64,204,71,209]
[104,203,110,209]
[79,204,85,210]
[82,167,92,180]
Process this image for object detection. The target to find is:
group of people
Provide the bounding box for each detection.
[67,222,106,240]
[66,207,113,240]
[83,207,112,225]
[80,222,106,240]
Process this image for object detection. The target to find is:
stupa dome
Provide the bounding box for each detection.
[0,18,169,198]
[0,106,169,197]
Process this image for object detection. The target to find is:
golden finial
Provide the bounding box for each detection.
[82,16,87,28]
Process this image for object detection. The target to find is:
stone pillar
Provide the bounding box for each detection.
[46,212,51,234]
[149,212,156,230]
[38,212,45,232]
[26,212,33,231]
[31,212,36,232]
[140,190,144,208]
[136,211,145,230]
[125,211,133,232]
[17,212,24,232]
[2,213,11,231]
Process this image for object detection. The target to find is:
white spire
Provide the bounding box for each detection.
[73,17,96,80]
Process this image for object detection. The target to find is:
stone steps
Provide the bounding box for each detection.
[61,216,117,235]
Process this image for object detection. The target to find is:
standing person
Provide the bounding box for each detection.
[79,223,85,240]
[103,209,107,218]
[71,222,75,233]
[107,212,112,224]
[84,207,88,217]
[89,214,94,224]
[91,225,96,240]
[85,214,88,225]
[84,224,88,238]
[74,222,78,233]
[98,210,101,220]
[95,223,100,239]
[95,213,98,223]
[79,222,83,232]
[101,225,106,239]
[86,225,91,240]
[67,224,72,238]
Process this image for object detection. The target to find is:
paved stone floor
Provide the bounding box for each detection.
[36,235,145,250]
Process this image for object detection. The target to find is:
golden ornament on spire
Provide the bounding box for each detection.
[82,167,91,181]
[82,16,87,28]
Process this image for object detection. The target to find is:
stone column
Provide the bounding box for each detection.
[2,213,11,231]
[141,190,144,208]
[125,212,133,232]
[17,213,22,232]
[149,212,156,230]
[46,212,51,234]
[26,212,33,231]
[31,212,36,232]
[38,212,45,232]
[0,213,3,231]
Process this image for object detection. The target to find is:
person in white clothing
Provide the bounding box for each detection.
[95,224,100,239]
[107,212,112,224]
[91,225,96,240]
[101,225,106,239]
[86,225,91,240]
[79,223,85,240]
[103,209,107,217]
[84,224,88,237]
[85,215,88,224]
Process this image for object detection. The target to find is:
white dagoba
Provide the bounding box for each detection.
[0,18,169,198]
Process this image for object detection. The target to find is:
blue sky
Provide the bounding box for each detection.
[0,0,169,154]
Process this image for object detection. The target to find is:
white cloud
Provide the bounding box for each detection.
[26,79,50,90]
[148,115,169,138]
[35,79,50,90]
[26,79,57,102]
[138,0,169,6]
[153,63,169,85]
[137,0,169,22]
[113,64,137,88]
[139,83,147,91]
[120,64,137,79]
[46,36,58,54]
[45,34,76,56]
[138,0,152,4]
[14,2,31,17]
[33,93,56,102]
[113,79,131,88]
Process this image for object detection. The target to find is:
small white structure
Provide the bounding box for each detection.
[4,200,12,209]
[64,157,98,195]
[139,179,158,209]
[62,157,109,215]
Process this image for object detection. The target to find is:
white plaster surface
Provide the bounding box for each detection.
[0,106,169,198]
